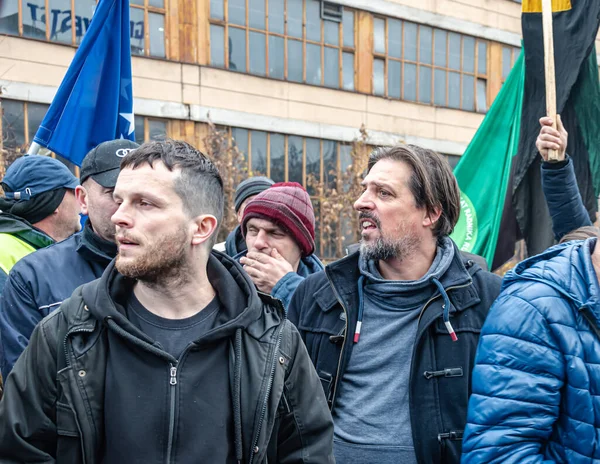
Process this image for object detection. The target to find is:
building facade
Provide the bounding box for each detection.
[0,0,583,258]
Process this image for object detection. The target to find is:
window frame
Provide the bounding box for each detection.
[372,16,490,113]
[501,44,521,83]
[135,116,169,144]
[1,99,79,175]
[5,0,168,58]
[130,0,169,58]
[224,125,353,259]
[208,0,357,90]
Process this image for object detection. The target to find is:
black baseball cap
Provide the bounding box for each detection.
[80,139,140,188]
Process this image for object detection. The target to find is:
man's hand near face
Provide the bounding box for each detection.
[241,249,294,294]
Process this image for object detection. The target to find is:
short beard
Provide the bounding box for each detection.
[116,228,191,288]
[359,228,421,262]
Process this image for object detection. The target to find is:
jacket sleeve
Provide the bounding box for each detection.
[0,270,44,379]
[271,272,305,311]
[0,314,59,463]
[541,156,592,241]
[461,291,564,464]
[286,277,307,334]
[276,321,334,463]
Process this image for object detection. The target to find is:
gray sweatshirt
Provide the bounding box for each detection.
[332,238,455,464]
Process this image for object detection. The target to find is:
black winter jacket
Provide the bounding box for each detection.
[288,245,501,464]
[0,252,334,463]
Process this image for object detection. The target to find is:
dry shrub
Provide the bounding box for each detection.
[203,120,248,243]
[307,125,371,259]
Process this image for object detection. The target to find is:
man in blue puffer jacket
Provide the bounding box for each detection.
[462,237,600,463]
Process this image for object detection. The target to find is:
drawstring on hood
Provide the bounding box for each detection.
[355,236,458,343]
[354,275,458,343]
[354,275,366,343]
[431,277,458,342]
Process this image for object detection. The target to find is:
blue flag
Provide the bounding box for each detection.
[33,0,134,166]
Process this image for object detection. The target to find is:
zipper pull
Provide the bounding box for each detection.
[170,365,177,386]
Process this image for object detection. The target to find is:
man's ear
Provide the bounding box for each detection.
[75,185,89,216]
[422,207,442,228]
[191,214,219,247]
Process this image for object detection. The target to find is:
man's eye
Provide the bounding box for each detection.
[139,200,152,207]
[378,190,390,197]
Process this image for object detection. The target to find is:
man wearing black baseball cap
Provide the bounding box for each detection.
[0,139,139,379]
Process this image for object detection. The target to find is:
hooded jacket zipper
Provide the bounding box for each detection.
[104,318,182,464]
[248,311,286,464]
[166,362,178,464]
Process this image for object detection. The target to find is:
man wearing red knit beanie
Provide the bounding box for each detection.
[238,182,324,310]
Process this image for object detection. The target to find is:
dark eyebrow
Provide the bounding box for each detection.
[362,180,397,193]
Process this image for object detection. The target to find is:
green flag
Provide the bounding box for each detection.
[452,0,600,269]
[450,52,524,266]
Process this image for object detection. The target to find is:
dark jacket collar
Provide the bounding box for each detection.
[225,225,247,256]
[80,250,281,342]
[0,211,54,249]
[75,220,118,264]
[322,240,479,315]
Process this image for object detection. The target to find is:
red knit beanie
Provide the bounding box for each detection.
[241,182,316,256]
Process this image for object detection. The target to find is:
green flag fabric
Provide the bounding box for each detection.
[450,52,524,266]
[452,1,600,269]
[513,1,600,257]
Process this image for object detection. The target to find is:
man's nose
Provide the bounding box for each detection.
[111,203,132,228]
[354,189,374,212]
[253,230,270,250]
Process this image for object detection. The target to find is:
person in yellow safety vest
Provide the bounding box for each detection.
[0,155,81,294]
[0,155,80,395]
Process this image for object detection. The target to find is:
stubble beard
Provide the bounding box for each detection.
[359,220,421,262]
[116,227,191,288]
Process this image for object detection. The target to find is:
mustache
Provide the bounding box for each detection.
[358,211,381,228]
[115,232,141,244]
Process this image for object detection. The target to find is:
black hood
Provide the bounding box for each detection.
[82,250,275,345]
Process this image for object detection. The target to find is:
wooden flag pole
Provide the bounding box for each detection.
[542,0,560,161]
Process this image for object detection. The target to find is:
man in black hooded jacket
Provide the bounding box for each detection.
[0,140,334,463]
[0,139,139,379]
